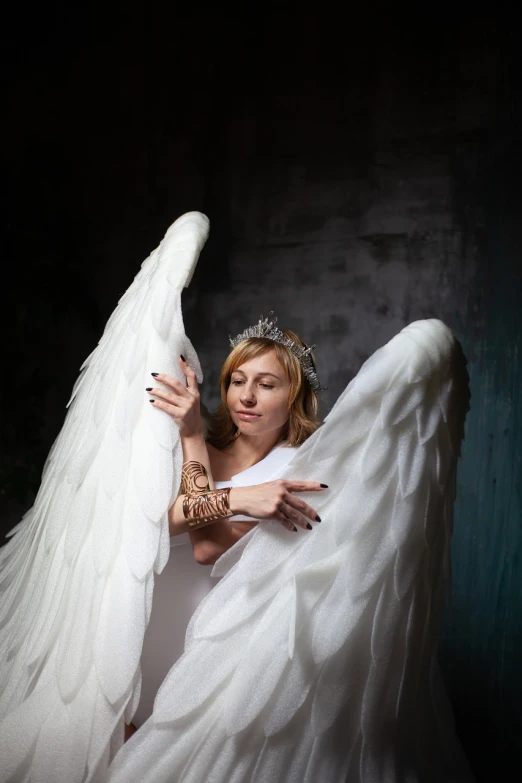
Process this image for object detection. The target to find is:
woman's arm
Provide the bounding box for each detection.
[170,475,326,553]
[166,432,218,535]
[146,359,220,535]
[189,520,257,565]
[188,479,327,563]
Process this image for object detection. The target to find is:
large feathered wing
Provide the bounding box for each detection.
[0,212,209,783]
[107,319,474,783]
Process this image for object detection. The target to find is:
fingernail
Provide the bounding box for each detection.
[151,372,159,377]
[149,399,155,404]
[180,354,186,362]
[320,483,328,488]
[145,387,152,391]
[293,526,298,532]
[315,515,321,523]
[306,523,313,530]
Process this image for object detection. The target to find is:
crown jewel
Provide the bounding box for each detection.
[229,312,326,392]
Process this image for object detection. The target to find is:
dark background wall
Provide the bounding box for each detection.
[2,4,520,780]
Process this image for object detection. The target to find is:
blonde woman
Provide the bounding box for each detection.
[133,326,328,729]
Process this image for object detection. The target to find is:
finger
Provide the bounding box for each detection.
[281,502,314,530]
[284,480,328,493]
[275,512,298,533]
[148,398,184,418]
[146,387,185,407]
[284,493,321,523]
[179,356,199,392]
[150,373,191,397]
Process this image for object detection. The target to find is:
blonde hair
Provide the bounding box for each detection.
[206,331,321,450]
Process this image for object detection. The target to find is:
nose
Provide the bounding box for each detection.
[240,384,256,406]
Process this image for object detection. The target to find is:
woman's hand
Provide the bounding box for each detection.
[229,480,327,532]
[147,356,203,439]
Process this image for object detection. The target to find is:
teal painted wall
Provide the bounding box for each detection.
[442,97,522,771]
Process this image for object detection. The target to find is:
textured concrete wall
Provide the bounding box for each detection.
[184,42,491,412]
[2,9,520,779]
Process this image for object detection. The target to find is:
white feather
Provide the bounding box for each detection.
[0,213,210,782]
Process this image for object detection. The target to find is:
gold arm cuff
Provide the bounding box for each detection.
[181,460,211,495]
[182,487,233,528]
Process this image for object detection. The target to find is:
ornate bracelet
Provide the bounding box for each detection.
[181,460,211,495]
[182,487,233,528]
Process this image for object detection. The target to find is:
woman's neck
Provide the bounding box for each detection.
[225,430,283,469]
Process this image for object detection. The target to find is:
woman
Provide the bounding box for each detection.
[109,312,475,783]
[131,325,328,730]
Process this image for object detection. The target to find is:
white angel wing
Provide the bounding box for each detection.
[107,319,474,783]
[0,212,209,783]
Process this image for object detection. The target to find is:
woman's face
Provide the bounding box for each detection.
[227,349,291,440]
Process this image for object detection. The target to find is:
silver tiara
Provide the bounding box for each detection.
[229,312,326,392]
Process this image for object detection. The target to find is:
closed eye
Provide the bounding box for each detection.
[230,378,276,389]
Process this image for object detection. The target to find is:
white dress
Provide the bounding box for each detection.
[0,213,475,783]
[133,445,297,728]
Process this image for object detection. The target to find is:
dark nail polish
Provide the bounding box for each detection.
[315,515,321,523]
[145,387,152,391]
[307,523,313,530]
[320,483,329,488]
[293,525,298,532]
[180,354,186,362]
[149,399,155,403]
[151,372,159,377]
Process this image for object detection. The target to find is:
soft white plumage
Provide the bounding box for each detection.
[0,211,473,783]
[0,212,209,783]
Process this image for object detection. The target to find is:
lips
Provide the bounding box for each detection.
[236,411,261,420]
